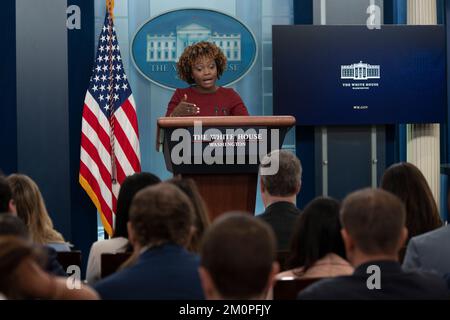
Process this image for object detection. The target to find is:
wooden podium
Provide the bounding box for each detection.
[156,116,295,221]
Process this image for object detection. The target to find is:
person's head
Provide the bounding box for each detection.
[380,162,442,240]
[176,41,226,92]
[199,213,279,300]
[288,197,345,274]
[167,177,210,252]
[340,188,408,266]
[0,215,29,241]
[259,150,302,206]
[114,172,161,239]
[0,174,16,215]
[7,174,65,245]
[127,183,194,251]
[0,236,46,299]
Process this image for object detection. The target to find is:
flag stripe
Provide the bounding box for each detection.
[112,133,136,177]
[81,132,113,192]
[82,103,111,153]
[80,147,113,210]
[113,153,127,185]
[121,98,139,137]
[79,174,113,236]
[80,161,113,224]
[84,91,112,135]
[81,124,119,202]
[112,182,120,200]
[115,102,140,153]
[81,119,112,175]
[113,114,141,172]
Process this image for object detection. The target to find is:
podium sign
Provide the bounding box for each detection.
[157,116,295,220]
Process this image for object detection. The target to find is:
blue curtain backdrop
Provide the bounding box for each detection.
[0,0,17,175]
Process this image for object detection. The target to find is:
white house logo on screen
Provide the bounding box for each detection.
[132,9,257,90]
[341,61,381,91]
[341,61,380,80]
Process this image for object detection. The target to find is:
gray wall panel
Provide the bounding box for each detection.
[16,0,71,237]
[314,0,383,25]
[327,126,372,199]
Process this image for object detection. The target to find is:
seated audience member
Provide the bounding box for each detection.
[0,214,30,239]
[0,236,98,300]
[0,174,16,215]
[380,162,442,244]
[8,174,71,252]
[258,150,302,250]
[94,183,204,300]
[403,223,450,276]
[298,188,449,300]
[0,214,66,276]
[167,177,210,252]
[86,172,161,284]
[0,214,32,243]
[277,197,353,279]
[199,213,279,300]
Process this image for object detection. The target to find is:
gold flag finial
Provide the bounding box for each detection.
[106,0,114,19]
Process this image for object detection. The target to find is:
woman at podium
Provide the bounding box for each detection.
[166,41,249,117]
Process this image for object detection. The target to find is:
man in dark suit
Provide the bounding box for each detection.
[257,150,302,250]
[298,188,449,300]
[94,183,204,300]
[199,213,279,299]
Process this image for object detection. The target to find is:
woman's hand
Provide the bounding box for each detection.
[171,94,200,117]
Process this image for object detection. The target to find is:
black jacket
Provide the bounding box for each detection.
[258,201,300,251]
[298,260,449,300]
[45,246,67,276]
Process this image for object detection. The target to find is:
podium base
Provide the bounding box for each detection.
[182,173,257,221]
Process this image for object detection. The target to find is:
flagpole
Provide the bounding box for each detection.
[107,0,114,20]
[107,0,117,184]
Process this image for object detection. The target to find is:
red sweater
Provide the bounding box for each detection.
[166,87,249,117]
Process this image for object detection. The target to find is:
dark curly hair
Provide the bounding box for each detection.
[177,41,227,84]
[113,172,161,239]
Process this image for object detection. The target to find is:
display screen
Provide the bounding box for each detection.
[273,25,446,125]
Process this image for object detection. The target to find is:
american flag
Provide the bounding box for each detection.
[79,11,141,237]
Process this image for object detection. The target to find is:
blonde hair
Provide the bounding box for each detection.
[7,174,66,245]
